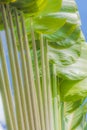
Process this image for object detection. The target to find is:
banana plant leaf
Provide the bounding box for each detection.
[26,38,82,77]
[25,30,85,81]
[47,27,84,48]
[11,0,47,15]
[12,0,80,39]
[12,0,86,82]
[24,0,80,35]
[64,100,82,116]
[61,0,77,13]
[60,77,87,102]
[45,23,77,42]
[0,0,87,130]
[10,14,65,48]
[11,0,81,41]
[18,14,66,36]
[55,43,87,80]
[66,104,87,130]
[45,0,81,42]
[11,0,62,16]
[48,42,81,66]
[24,0,81,44]
[33,15,66,34]
[39,0,62,16]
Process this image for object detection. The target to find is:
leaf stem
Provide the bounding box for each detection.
[0,70,14,130]
[44,39,54,130]
[30,17,45,130]
[1,4,25,130]
[18,12,35,130]
[6,5,30,130]
[52,64,59,130]
[40,34,50,130]
[15,10,41,130]
[0,38,16,130]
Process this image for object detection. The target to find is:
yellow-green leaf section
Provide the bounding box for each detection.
[11,0,62,16]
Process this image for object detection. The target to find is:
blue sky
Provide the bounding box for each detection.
[76,0,87,41]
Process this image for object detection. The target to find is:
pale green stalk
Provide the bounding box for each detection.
[14,9,41,130]
[6,5,30,130]
[1,4,25,130]
[30,17,45,130]
[44,39,54,130]
[58,103,62,130]
[52,64,59,130]
[0,37,18,130]
[61,102,65,130]
[0,69,14,130]
[57,77,64,130]
[40,34,50,130]
[13,10,35,130]
[19,13,35,130]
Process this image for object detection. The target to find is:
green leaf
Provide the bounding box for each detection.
[45,3,81,41]
[64,100,82,116]
[43,0,81,46]
[34,15,66,34]
[12,0,62,16]
[44,6,81,41]
[48,43,81,66]
[11,0,47,15]
[67,104,87,130]
[48,27,83,48]
[60,77,87,102]
[56,43,87,80]
[45,23,77,42]
[68,107,83,130]
[24,14,66,34]
[24,0,62,15]
[40,0,62,15]
[60,0,78,13]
